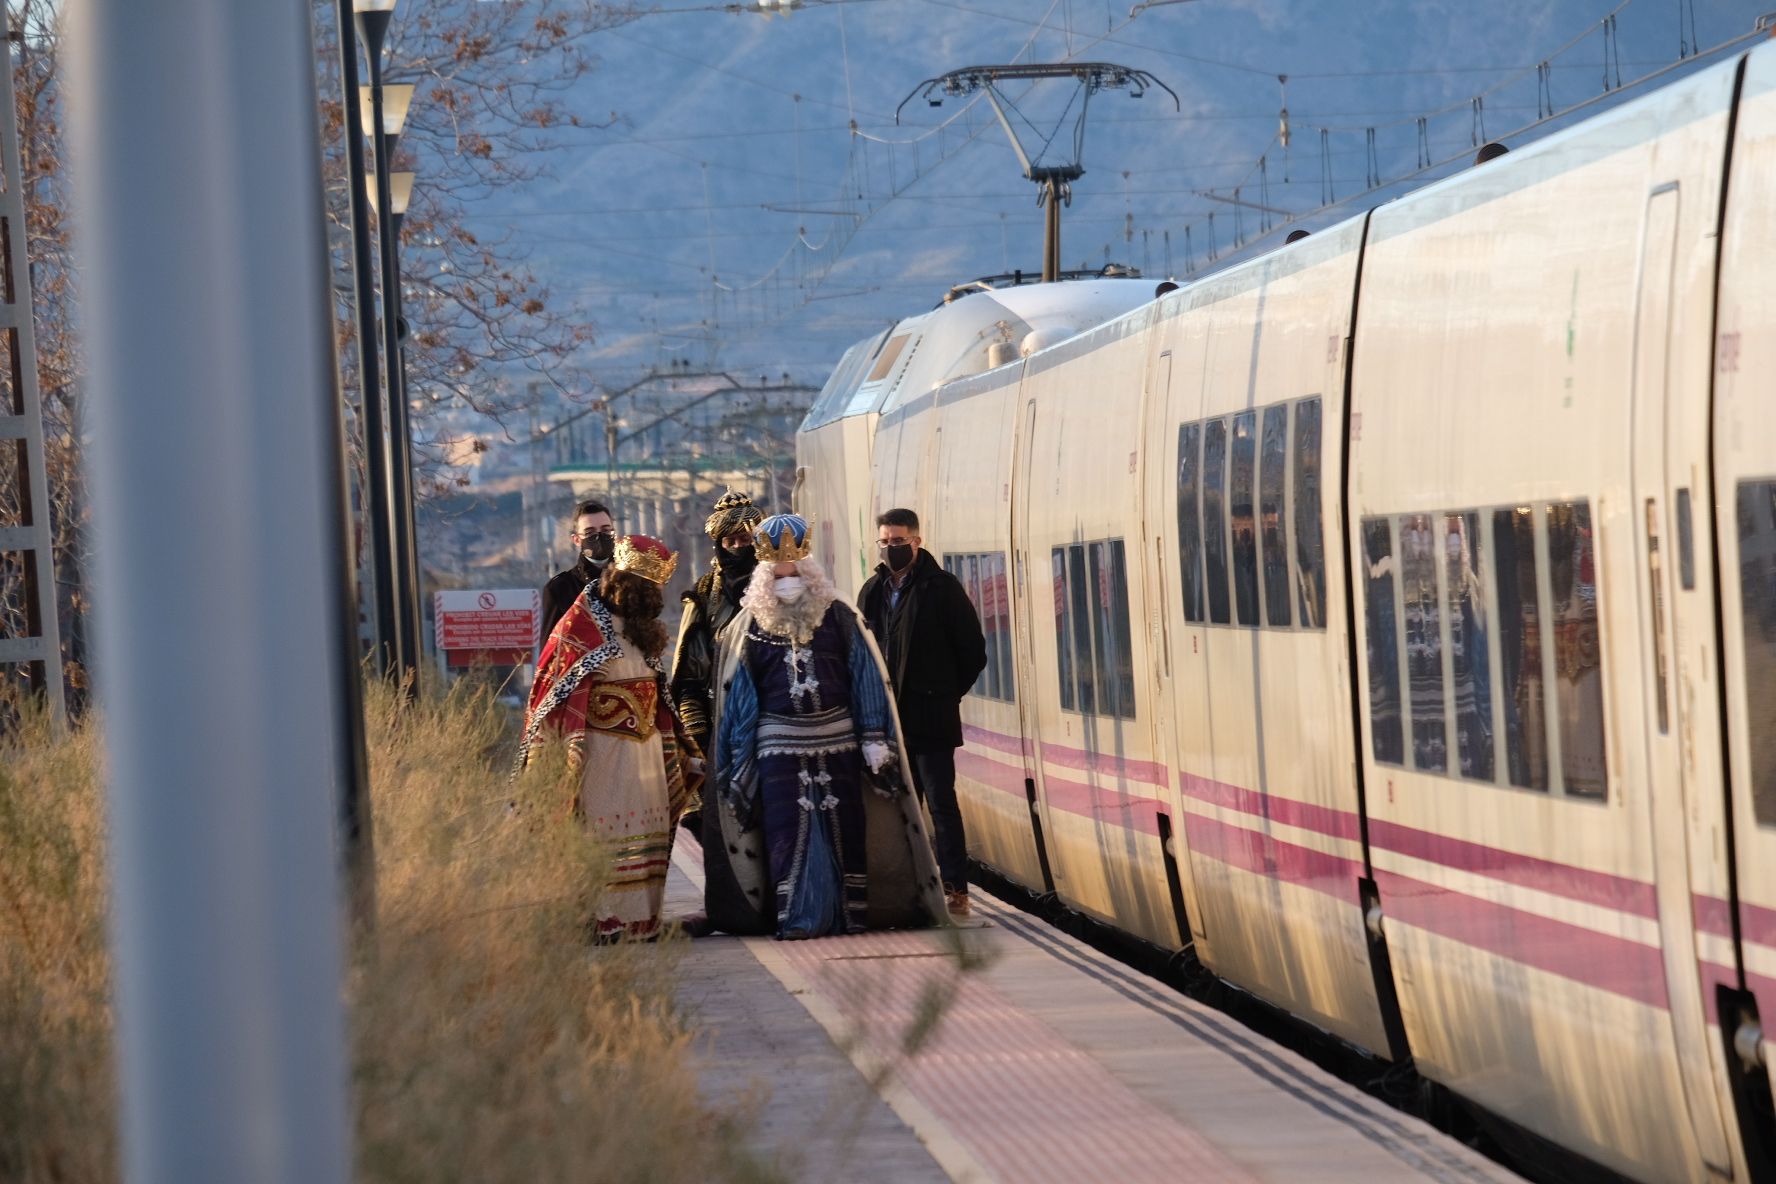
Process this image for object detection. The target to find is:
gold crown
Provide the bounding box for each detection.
[753,513,813,564]
[613,535,678,585]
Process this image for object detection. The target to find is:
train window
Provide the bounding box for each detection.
[964,553,994,699]
[1052,548,1074,711]
[1111,541,1137,715]
[1230,411,1260,626]
[1547,502,1607,799]
[866,334,909,383]
[1069,543,1097,714]
[1087,539,1137,720]
[1362,518,1404,765]
[992,553,1015,699]
[946,551,1014,704]
[1445,512,1494,782]
[1293,397,1326,629]
[1737,480,1776,825]
[1494,507,1549,791]
[1400,514,1447,773]
[1260,404,1292,627]
[1202,418,1232,624]
[1676,487,1696,591]
[1176,422,1206,623]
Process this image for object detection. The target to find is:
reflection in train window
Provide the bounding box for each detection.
[1362,518,1404,764]
[966,554,995,699]
[1494,507,1549,791]
[1400,514,1447,773]
[1364,500,1608,799]
[1099,539,1137,719]
[1069,544,1097,715]
[1052,548,1074,711]
[1294,398,1326,629]
[1049,539,1137,720]
[1177,422,1206,623]
[1202,418,1231,624]
[1230,411,1260,626]
[1736,480,1776,825]
[1547,502,1607,798]
[991,554,1015,698]
[1260,404,1292,627]
[946,552,1016,704]
[1445,512,1494,782]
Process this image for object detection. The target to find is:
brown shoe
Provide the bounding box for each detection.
[945,889,971,919]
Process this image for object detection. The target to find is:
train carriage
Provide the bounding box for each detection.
[795,40,1776,1184]
[1348,53,1741,1183]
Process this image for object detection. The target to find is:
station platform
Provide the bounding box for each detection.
[667,837,1528,1184]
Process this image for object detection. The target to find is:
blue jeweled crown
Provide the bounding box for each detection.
[753,513,812,563]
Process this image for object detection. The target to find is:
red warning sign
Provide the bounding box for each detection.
[434,589,540,667]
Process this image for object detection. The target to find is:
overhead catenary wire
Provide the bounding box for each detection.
[1173,13,1768,276]
[563,0,1756,359]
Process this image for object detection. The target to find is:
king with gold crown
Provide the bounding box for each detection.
[701,513,949,939]
[519,533,699,942]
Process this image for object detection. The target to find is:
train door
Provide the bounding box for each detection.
[1009,395,1058,892]
[1631,181,1736,1175]
[1715,43,1776,1176]
[1135,348,1205,947]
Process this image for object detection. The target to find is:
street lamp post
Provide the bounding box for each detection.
[338,0,399,681]
[366,169,421,686]
[355,0,422,690]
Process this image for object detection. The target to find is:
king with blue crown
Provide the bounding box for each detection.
[699,513,950,938]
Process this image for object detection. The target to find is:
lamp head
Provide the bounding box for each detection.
[366,171,415,218]
[358,84,414,137]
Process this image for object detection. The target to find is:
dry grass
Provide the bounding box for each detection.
[0,678,777,1184]
[0,702,112,1183]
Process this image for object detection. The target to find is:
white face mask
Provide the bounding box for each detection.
[772,575,805,602]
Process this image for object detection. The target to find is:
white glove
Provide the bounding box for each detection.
[687,757,706,776]
[862,741,893,773]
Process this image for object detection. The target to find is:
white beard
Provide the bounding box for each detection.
[741,558,838,644]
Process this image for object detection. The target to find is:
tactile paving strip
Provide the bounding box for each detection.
[771,930,1261,1183]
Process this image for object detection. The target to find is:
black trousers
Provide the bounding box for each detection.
[911,747,967,891]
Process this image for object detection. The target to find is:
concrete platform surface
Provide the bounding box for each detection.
[667,837,1527,1184]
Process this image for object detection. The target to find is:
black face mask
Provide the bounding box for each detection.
[885,543,915,573]
[581,534,615,566]
[716,547,757,582]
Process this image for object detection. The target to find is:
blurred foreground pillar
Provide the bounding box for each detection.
[67,1,354,1181]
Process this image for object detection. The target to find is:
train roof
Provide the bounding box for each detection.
[800,276,1157,431]
[803,44,1759,436]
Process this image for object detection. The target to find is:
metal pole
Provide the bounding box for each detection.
[1043,179,1061,283]
[361,34,418,688]
[0,24,64,726]
[336,0,398,681]
[67,1,353,1180]
[386,208,424,675]
[605,404,619,529]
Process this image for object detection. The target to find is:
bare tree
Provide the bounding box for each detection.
[313,0,640,498]
[0,0,86,711]
[0,0,644,709]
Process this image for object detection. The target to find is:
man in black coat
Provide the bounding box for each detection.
[857,507,987,917]
[669,489,765,762]
[539,498,615,642]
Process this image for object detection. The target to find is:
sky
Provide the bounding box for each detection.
[462,0,1770,425]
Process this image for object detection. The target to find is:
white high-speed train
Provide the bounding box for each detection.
[795,42,1776,1184]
